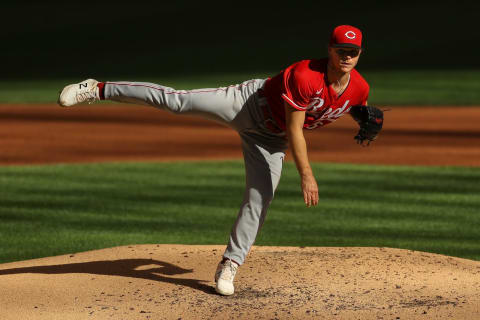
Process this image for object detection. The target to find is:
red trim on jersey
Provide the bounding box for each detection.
[282,93,306,111]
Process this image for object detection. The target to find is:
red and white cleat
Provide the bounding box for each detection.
[58,79,99,107]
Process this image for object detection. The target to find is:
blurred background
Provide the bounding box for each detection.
[2,2,479,79]
[2,1,479,105]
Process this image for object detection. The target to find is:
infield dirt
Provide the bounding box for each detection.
[0,105,479,166]
[0,104,479,320]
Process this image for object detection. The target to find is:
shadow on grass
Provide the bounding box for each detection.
[0,258,216,294]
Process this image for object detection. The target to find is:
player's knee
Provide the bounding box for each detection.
[167,107,183,115]
[246,192,273,207]
[164,100,187,114]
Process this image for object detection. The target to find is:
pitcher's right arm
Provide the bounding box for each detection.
[284,101,319,207]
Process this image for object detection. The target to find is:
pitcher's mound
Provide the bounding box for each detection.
[0,245,479,319]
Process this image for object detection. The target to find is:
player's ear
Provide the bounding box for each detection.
[327,45,334,56]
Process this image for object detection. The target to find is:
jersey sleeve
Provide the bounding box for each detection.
[281,62,313,111]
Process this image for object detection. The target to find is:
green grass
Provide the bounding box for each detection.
[365,70,480,105]
[2,69,480,105]
[0,161,479,263]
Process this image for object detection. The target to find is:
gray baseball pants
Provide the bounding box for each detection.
[104,79,287,265]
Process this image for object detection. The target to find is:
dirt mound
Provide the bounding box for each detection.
[0,245,479,319]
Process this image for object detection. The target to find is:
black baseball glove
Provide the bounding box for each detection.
[349,105,384,146]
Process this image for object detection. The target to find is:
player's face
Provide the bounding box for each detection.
[328,47,362,73]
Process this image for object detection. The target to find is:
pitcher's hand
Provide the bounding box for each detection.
[301,174,319,207]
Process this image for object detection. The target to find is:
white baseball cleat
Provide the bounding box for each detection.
[214,259,239,296]
[58,79,99,107]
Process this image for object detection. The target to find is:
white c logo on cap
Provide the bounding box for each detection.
[345,31,356,39]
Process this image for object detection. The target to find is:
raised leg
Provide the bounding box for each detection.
[104,80,264,127]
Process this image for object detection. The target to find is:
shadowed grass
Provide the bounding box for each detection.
[0,161,479,263]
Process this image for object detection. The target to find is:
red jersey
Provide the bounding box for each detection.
[263,58,369,130]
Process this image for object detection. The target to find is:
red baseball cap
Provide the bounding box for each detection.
[329,25,362,49]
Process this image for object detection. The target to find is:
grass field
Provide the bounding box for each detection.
[2,69,480,105]
[1,161,478,264]
[1,74,479,265]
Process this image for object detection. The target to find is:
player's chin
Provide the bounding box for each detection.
[339,63,354,73]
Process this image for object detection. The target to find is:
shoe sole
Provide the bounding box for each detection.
[215,286,234,296]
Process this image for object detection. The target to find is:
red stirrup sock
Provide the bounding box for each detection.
[97,82,105,100]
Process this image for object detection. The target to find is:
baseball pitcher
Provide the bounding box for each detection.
[58,25,384,296]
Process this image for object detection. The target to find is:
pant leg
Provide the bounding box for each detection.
[223,132,286,265]
[105,78,286,264]
[104,79,265,128]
